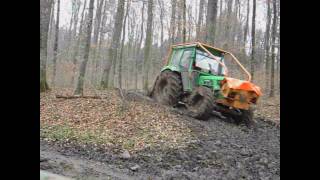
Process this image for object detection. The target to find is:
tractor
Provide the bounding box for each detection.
[149,42,262,126]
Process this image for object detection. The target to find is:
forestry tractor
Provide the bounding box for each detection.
[149,42,262,126]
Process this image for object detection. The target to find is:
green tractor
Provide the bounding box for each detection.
[150,42,262,126]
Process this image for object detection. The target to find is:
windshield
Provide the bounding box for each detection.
[195,50,226,75]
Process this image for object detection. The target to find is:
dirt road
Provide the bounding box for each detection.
[40,115,279,180]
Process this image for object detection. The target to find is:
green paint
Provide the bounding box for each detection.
[198,74,225,90]
[161,44,226,97]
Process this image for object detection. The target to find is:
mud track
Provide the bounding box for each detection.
[40,92,280,180]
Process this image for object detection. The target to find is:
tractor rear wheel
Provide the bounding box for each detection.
[151,70,182,106]
[186,86,214,120]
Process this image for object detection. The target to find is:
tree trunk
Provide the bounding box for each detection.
[158,0,164,58]
[224,0,233,42]
[52,0,60,87]
[176,0,182,42]
[127,16,135,89]
[143,0,154,91]
[206,0,218,44]
[49,1,55,43]
[40,0,53,92]
[100,0,125,88]
[187,5,192,41]
[110,0,127,87]
[74,0,95,95]
[237,0,241,20]
[269,0,277,97]
[232,0,239,46]
[71,0,87,86]
[182,0,186,43]
[91,0,105,84]
[134,1,145,90]
[118,0,130,88]
[243,0,249,46]
[196,0,204,40]
[66,0,77,54]
[250,0,256,80]
[264,0,271,91]
[170,0,177,44]
[219,0,223,16]
[71,0,81,43]
[96,0,109,83]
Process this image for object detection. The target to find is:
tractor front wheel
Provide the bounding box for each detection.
[186,86,214,120]
[151,70,182,106]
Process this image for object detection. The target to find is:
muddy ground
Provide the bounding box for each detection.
[40,91,280,180]
[41,120,279,179]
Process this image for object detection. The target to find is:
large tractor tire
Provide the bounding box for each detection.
[151,70,182,106]
[186,86,214,120]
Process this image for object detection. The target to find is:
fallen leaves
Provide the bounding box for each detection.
[40,88,197,153]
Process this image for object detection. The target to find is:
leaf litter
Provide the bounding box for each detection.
[40,88,199,153]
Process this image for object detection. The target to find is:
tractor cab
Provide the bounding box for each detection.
[162,43,227,93]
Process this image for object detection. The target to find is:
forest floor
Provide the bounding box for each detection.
[40,88,280,180]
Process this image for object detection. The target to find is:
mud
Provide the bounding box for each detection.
[41,115,279,180]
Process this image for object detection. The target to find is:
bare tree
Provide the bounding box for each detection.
[40,0,53,92]
[91,0,105,83]
[232,0,240,46]
[176,0,182,42]
[269,0,277,97]
[158,0,165,56]
[219,0,223,16]
[206,0,218,44]
[224,0,233,42]
[250,0,256,80]
[71,0,87,85]
[71,0,81,42]
[52,0,60,87]
[100,0,125,88]
[196,0,205,40]
[74,0,95,95]
[264,0,271,90]
[67,0,80,53]
[118,0,131,88]
[143,0,154,91]
[169,0,177,43]
[187,4,193,41]
[243,0,249,46]
[134,1,145,90]
[49,1,55,42]
[182,0,186,43]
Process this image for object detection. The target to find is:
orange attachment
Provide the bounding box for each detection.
[222,77,262,97]
[217,77,262,110]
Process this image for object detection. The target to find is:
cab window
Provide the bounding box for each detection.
[180,50,193,70]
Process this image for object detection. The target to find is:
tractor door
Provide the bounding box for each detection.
[178,48,195,92]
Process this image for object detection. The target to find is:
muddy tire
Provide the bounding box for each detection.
[186,86,214,120]
[240,107,255,128]
[151,70,182,106]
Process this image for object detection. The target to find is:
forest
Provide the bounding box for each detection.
[40,0,280,97]
[40,0,280,179]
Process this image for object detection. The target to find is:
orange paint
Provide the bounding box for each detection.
[222,77,262,96]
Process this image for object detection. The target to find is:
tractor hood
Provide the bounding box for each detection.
[221,77,262,97]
